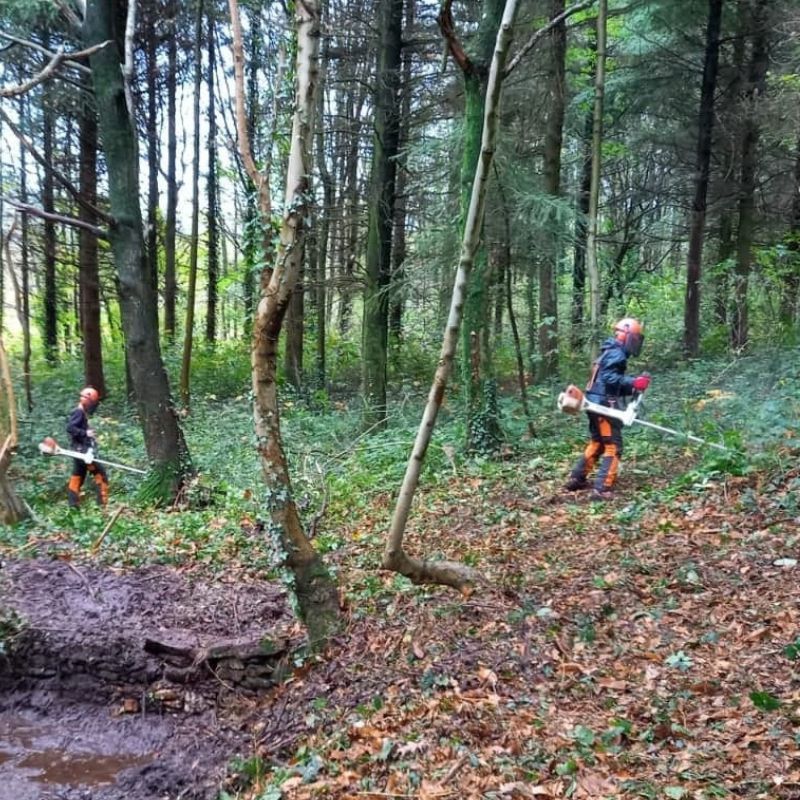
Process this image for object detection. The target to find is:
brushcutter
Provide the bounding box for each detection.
[38,437,148,474]
[557,385,730,452]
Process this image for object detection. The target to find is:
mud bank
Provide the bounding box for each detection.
[0,558,295,799]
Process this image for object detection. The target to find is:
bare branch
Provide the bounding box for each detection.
[0,106,112,225]
[437,0,476,77]
[0,32,93,75]
[0,50,66,98]
[3,198,108,240]
[0,39,113,97]
[228,0,272,222]
[504,0,595,78]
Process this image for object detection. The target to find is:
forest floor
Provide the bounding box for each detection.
[1,455,799,800]
[1,350,799,799]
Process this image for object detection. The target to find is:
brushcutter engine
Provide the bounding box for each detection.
[557,385,586,415]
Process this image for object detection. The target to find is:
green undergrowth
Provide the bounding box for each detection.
[2,346,798,578]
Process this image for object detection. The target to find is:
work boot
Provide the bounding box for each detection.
[67,490,80,508]
[591,488,615,502]
[564,476,589,491]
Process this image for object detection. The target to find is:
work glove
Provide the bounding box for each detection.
[632,374,651,392]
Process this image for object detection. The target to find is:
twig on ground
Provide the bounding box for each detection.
[91,505,125,554]
[65,561,97,600]
[442,753,469,784]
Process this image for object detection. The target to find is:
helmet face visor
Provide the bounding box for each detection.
[625,332,644,357]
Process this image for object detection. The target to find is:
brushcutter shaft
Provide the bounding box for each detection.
[631,418,729,452]
[90,456,148,475]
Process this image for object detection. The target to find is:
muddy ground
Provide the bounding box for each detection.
[0,558,296,800]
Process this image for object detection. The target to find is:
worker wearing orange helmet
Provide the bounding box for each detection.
[565,318,650,500]
[66,386,109,507]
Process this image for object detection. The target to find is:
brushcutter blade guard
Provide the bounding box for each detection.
[557,384,585,415]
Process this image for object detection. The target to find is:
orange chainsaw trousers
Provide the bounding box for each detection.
[68,458,109,507]
[569,412,623,491]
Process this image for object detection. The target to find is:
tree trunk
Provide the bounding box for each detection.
[779,130,800,326]
[385,0,519,591]
[314,73,332,389]
[206,4,219,345]
[538,0,566,378]
[250,0,339,644]
[731,0,768,350]
[336,91,364,337]
[443,0,505,452]
[18,97,33,412]
[361,0,403,429]
[389,0,414,350]
[572,22,595,351]
[79,72,106,396]
[586,0,607,353]
[180,0,204,407]
[0,336,27,525]
[42,32,58,364]
[145,8,159,300]
[572,109,592,350]
[241,12,263,340]
[85,0,192,501]
[229,0,339,644]
[496,169,536,437]
[283,264,304,388]
[684,0,723,358]
[164,0,178,341]
[0,115,3,335]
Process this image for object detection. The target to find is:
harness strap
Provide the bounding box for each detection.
[586,359,600,392]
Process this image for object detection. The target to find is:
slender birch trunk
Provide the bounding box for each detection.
[383,0,520,592]
[230,0,339,643]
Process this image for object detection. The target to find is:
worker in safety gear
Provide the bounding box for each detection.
[66,386,109,507]
[564,318,650,500]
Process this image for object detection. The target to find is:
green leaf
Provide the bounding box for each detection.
[665,651,693,671]
[571,725,595,747]
[664,788,687,799]
[783,638,800,660]
[749,691,781,711]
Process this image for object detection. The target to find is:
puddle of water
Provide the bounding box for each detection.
[19,749,153,786]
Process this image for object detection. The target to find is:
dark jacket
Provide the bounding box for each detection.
[66,406,92,451]
[586,338,635,406]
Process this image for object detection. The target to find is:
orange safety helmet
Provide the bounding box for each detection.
[613,318,644,357]
[79,386,100,407]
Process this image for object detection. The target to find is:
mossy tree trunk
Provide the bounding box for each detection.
[230,0,340,644]
[84,0,191,501]
[439,0,505,453]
